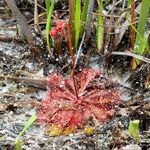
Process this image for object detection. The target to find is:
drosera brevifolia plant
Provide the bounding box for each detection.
[37,22,122,136]
[37,68,121,136]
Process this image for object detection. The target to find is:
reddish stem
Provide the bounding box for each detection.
[69,0,75,44]
[66,23,78,99]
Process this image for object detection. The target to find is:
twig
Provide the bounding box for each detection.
[34,0,39,29]
[111,51,150,64]
[0,76,47,90]
[122,0,126,9]
[0,34,24,43]
[0,51,18,63]
[27,12,45,24]
[91,12,120,18]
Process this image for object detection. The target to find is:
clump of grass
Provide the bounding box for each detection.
[130,0,150,68]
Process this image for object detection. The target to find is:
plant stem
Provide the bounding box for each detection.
[96,0,104,52]
[67,23,79,99]
[69,0,75,44]
[45,0,50,16]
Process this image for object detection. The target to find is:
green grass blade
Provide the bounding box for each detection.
[80,0,89,36]
[104,0,111,7]
[127,0,131,7]
[128,22,149,66]
[45,0,50,16]
[96,0,104,52]
[15,115,37,150]
[74,0,81,49]
[19,115,37,136]
[129,21,143,43]
[46,0,55,51]
[140,33,150,55]
[15,137,22,150]
[134,0,150,54]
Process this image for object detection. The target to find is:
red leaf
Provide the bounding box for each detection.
[77,68,100,94]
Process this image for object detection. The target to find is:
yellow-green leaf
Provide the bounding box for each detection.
[128,120,140,143]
